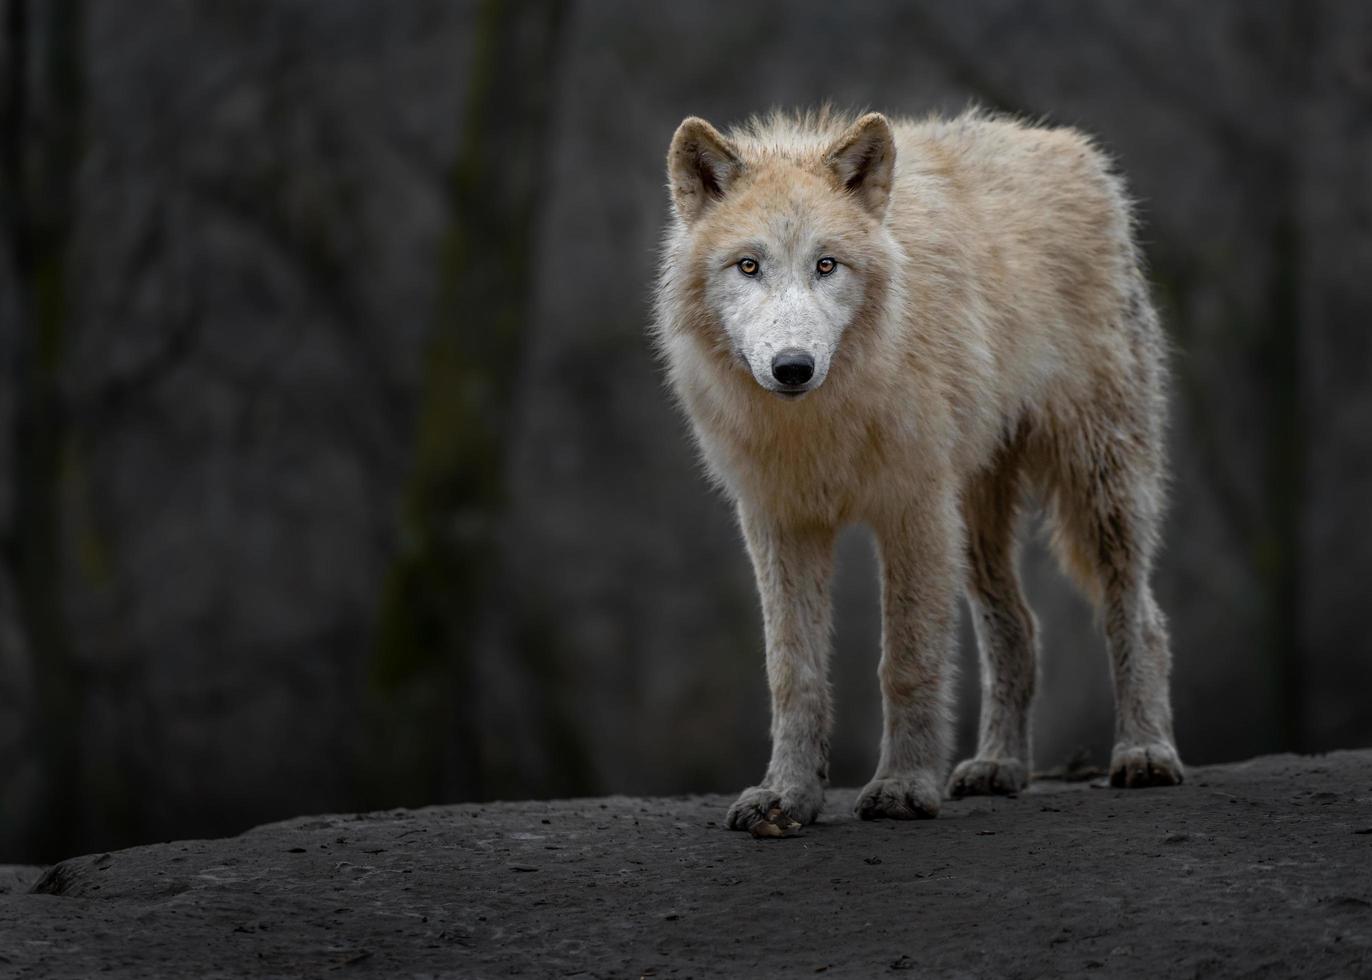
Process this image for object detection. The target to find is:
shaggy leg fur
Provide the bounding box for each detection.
[856,501,960,820]
[1039,303,1183,789]
[725,509,835,831]
[949,438,1038,798]
[1103,585,1182,786]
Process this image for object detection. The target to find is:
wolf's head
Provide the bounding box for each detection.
[661,111,901,400]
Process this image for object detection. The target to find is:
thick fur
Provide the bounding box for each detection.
[653,107,1182,831]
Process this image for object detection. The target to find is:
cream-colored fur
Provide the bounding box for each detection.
[654,107,1182,830]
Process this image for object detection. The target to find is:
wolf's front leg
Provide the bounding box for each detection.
[725,506,836,832]
[856,503,961,820]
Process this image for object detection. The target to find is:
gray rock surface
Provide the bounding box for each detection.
[0,865,41,895]
[2,751,1370,978]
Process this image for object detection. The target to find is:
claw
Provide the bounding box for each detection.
[750,807,803,839]
[1109,743,1184,788]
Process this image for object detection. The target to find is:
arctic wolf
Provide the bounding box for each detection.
[653,108,1183,831]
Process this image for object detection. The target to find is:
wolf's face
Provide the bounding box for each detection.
[666,113,897,400]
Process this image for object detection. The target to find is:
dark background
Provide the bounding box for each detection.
[1,0,1369,865]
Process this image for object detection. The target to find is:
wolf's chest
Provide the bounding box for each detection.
[698,402,899,524]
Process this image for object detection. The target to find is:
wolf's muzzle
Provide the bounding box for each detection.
[771,349,815,388]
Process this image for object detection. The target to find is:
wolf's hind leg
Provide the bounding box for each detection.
[948,436,1037,798]
[725,508,835,832]
[1102,585,1181,786]
[1042,396,1183,788]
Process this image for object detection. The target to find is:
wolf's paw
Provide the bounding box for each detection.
[947,757,1028,798]
[854,773,941,821]
[725,783,823,832]
[1109,742,1184,788]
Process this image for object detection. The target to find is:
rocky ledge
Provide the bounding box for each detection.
[3,751,1371,978]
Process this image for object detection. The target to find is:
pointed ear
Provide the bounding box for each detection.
[667,117,744,223]
[824,113,896,219]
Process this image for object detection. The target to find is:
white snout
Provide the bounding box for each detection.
[715,280,847,400]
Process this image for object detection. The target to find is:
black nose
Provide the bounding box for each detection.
[771,350,815,387]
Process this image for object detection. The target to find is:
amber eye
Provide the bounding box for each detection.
[816,257,837,276]
[738,257,760,276]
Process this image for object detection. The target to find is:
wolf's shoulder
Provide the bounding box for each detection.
[897,109,1115,181]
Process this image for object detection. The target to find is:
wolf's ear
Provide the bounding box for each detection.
[824,113,896,219]
[668,117,744,224]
